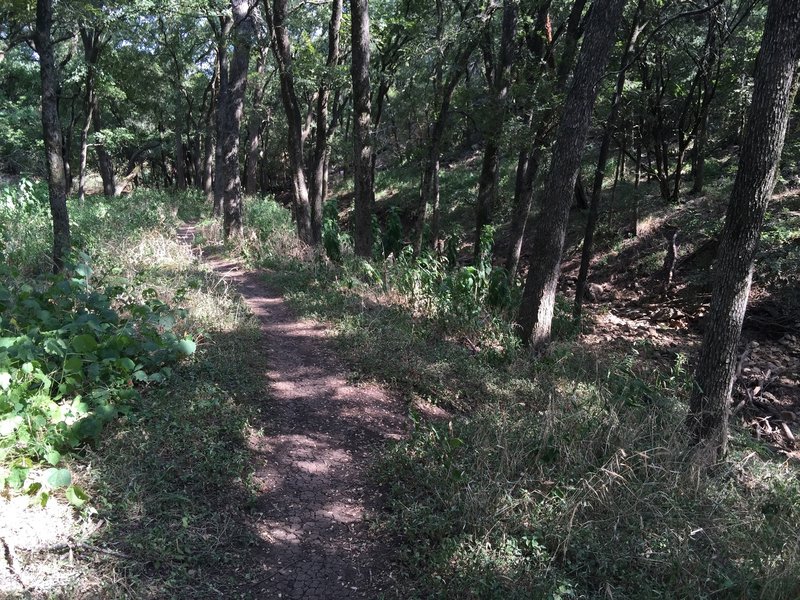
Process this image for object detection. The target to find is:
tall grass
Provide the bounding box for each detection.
[242,196,800,599]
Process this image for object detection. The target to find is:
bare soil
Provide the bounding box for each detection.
[178,224,408,599]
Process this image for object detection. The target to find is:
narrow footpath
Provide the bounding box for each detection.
[177,224,408,599]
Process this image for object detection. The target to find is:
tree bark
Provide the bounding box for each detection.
[213,21,230,217]
[222,0,254,239]
[472,0,517,261]
[574,2,645,318]
[350,0,374,257]
[310,0,342,245]
[244,49,267,196]
[266,0,313,243]
[516,0,626,349]
[34,0,70,272]
[504,0,587,280]
[687,0,800,461]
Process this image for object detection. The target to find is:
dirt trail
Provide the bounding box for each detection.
[177,224,407,599]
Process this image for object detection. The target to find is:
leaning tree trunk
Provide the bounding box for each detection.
[350,0,374,257]
[266,0,313,243]
[687,0,800,462]
[504,0,586,281]
[516,0,626,349]
[310,0,342,245]
[34,0,70,272]
[221,0,253,239]
[77,79,94,201]
[78,26,103,201]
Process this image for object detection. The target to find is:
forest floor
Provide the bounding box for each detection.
[1,208,417,599]
[175,223,409,598]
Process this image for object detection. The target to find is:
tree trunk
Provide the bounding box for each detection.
[413,46,470,255]
[174,89,187,191]
[504,0,586,280]
[516,0,626,349]
[213,18,231,218]
[687,0,800,461]
[472,0,517,261]
[245,50,267,196]
[350,0,374,257]
[34,0,70,272]
[93,106,116,197]
[310,0,343,245]
[77,86,94,201]
[78,26,102,200]
[203,85,215,203]
[222,0,253,239]
[504,142,542,280]
[573,0,644,319]
[266,0,313,243]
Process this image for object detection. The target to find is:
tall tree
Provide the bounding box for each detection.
[504,0,588,281]
[350,0,374,257]
[212,16,231,217]
[33,0,70,272]
[472,0,518,261]
[265,0,313,244]
[516,0,627,349]
[574,0,646,318]
[221,0,254,239]
[310,0,342,245]
[77,25,102,201]
[687,0,800,461]
[412,0,476,255]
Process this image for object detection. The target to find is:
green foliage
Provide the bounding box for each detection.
[247,193,296,243]
[383,207,404,258]
[0,183,199,498]
[0,256,195,490]
[322,198,344,263]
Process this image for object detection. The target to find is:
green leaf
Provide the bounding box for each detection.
[177,338,196,356]
[117,357,136,372]
[75,263,93,278]
[71,334,98,353]
[65,485,89,507]
[39,491,50,507]
[7,467,29,489]
[0,337,19,348]
[21,362,34,374]
[45,467,71,488]
[64,356,83,372]
[45,450,61,466]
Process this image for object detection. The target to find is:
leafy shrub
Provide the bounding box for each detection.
[383,207,404,258]
[322,198,344,263]
[0,254,195,494]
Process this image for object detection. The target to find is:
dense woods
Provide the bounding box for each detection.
[2,0,800,597]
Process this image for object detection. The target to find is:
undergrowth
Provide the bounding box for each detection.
[0,183,264,597]
[239,196,800,599]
